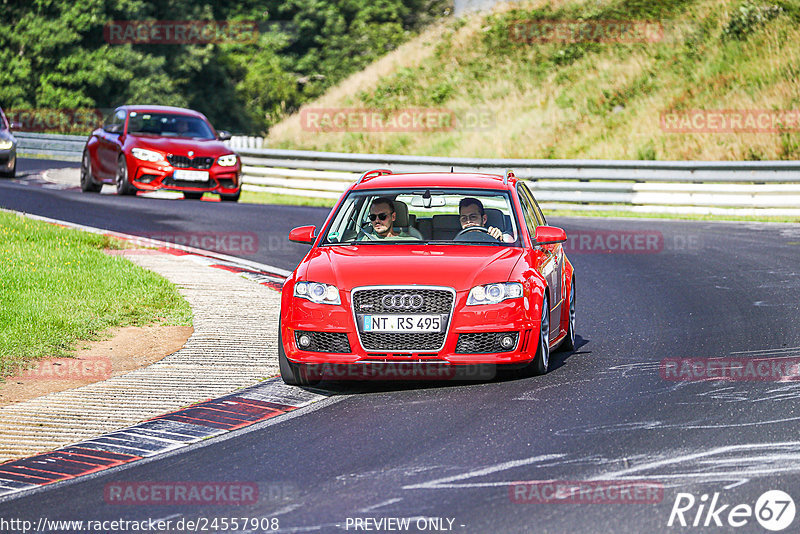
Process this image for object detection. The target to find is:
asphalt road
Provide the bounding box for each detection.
[2,159,800,533]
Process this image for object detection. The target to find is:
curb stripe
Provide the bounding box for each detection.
[0,379,329,499]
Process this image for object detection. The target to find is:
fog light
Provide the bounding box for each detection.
[298,334,312,348]
[500,335,515,349]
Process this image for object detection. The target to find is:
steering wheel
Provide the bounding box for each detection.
[455,226,490,238]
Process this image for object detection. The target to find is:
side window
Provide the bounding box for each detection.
[113,109,126,127]
[519,182,546,226]
[516,186,538,240]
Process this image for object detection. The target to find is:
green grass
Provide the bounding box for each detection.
[0,212,192,379]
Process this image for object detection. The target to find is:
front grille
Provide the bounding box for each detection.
[456,332,519,354]
[360,332,446,351]
[353,288,453,314]
[163,177,214,188]
[353,287,454,351]
[295,331,351,353]
[167,155,214,169]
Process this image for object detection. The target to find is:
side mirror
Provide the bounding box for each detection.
[288,225,316,245]
[9,121,21,130]
[217,130,232,141]
[534,225,567,245]
[103,123,123,134]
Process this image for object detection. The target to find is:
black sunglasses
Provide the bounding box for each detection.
[369,212,390,221]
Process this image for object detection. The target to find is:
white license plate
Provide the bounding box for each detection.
[362,315,442,333]
[173,169,209,181]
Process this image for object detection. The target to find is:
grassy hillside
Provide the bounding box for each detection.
[267,0,800,160]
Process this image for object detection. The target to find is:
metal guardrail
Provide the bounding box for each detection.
[14,132,800,215]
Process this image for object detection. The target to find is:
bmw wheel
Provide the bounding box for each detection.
[219,191,240,202]
[80,150,102,192]
[115,154,136,196]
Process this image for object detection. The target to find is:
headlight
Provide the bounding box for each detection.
[294,281,341,305]
[217,154,238,167]
[0,140,13,150]
[131,148,164,162]
[467,282,523,305]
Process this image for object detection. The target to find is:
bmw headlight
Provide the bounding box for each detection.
[467,282,523,305]
[131,148,164,162]
[0,140,13,150]
[294,281,341,305]
[217,154,238,167]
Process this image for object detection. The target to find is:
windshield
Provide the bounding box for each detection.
[127,112,215,140]
[322,189,520,246]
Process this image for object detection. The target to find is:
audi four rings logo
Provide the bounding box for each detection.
[382,294,424,310]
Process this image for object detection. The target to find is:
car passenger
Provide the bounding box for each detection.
[358,197,417,241]
[458,198,513,242]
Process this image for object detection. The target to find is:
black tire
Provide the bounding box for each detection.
[220,190,240,202]
[522,294,550,376]
[183,192,204,200]
[278,322,320,387]
[80,150,102,192]
[0,157,14,178]
[115,154,136,196]
[557,278,576,353]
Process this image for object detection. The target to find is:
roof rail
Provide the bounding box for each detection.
[356,168,392,185]
[504,169,515,185]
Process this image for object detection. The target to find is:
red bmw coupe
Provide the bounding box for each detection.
[279,170,576,385]
[81,105,242,201]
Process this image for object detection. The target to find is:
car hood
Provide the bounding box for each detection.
[128,135,230,156]
[0,130,15,144]
[304,245,524,293]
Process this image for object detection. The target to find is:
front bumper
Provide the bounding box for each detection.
[127,156,241,194]
[282,292,540,369]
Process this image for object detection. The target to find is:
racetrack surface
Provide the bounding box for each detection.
[2,158,800,532]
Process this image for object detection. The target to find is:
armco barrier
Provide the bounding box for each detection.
[14,132,800,214]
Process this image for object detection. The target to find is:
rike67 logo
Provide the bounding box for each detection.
[668,490,795,531]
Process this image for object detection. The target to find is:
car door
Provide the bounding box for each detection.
[517,183,563,341]
[95,109,126,178]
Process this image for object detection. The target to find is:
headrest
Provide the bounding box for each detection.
[485,208,505,230]
[393,200,410,227]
